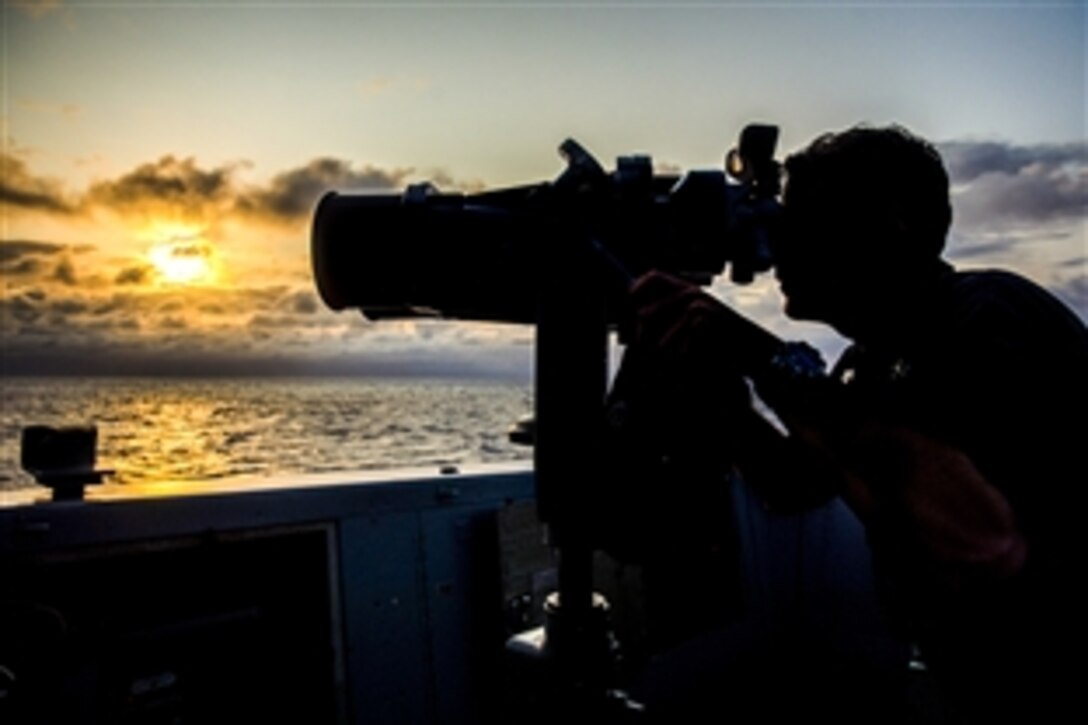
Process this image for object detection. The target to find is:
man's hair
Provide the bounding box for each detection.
[783,125,952,264]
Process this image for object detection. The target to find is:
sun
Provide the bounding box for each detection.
[144,224,219,286]
[149,242,216,284]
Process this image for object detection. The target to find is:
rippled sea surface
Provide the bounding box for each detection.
[0,377,534,490]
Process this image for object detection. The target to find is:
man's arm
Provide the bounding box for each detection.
[628,270,842,512]
[629,270,1028,584]
[838,424,1028,585]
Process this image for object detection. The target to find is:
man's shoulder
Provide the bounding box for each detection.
[941,268,1067,313]
[935,268,1085,346]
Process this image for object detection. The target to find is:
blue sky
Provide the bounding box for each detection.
[2,1,1085,376]
[7,3,1083,179]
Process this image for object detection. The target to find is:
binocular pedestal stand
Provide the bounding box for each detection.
[504,244,644,722]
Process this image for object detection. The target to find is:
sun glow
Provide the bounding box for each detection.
[149,243,215,284]
[144,224,219,286]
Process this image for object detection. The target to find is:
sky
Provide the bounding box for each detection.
[2,0,1085,378]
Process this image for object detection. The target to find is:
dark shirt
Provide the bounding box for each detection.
[831,266,1087,720]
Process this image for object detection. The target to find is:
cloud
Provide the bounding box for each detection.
[940,141,1087,183]
[1,262,536,378]
[935,141,1085,311]
[53,257,77,285]
[0,239,67,264]
[248,313,306,329]
[236,158,412,223]
[1,240,97,287]
[4,252,306,346]
[86,155,239,221]
[170,243,209,258]
[4,257,49,276]
[426,169,486,193]
[1,292,46,324]
[3,151,479,229]
[115,264,154,285]
[151,240,215,267]
[944,235,1019,261]
[279,289,320,315]
[4,283,309,353]
[0,153,74,214]
[1,151,243,226]
[51,298,88,315]
[939,140,1087,230]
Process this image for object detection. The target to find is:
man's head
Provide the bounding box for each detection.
[776,125,952,335]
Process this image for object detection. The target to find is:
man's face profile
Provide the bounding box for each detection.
[774,185,858,326]
[770,126,954,337]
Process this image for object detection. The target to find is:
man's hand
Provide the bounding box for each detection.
[617,271,753,453]
[601,271,756,561]
[627,269,843,513]
[630,270,741,366]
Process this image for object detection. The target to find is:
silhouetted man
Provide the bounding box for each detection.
[630,126,1087,722]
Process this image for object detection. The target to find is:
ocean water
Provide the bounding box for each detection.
[0,377,534,491]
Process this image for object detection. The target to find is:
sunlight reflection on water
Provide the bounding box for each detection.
[0,377,533,490]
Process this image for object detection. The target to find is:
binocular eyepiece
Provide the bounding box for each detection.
[311,124,782,324]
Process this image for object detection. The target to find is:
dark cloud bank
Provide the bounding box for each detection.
[3,152,437,224]
[0,250,532,380]
[0,239,68,263]
[235,158,413,222]
[0,154,75,214]
[84,155,236,220]
[939,140,1086,230]
[936,140,1085,318]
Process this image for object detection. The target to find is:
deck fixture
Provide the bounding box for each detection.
[20,425,112,502]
